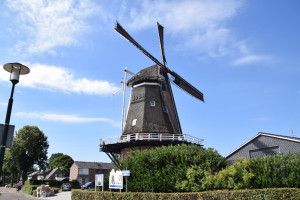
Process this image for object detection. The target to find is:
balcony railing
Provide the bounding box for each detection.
[100,133,203,147]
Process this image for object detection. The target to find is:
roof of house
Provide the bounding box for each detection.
[28,171,39,177]
[74,161,116,169]
[38,168,52,175]
[45,167,62,179]
[226,132,300,159]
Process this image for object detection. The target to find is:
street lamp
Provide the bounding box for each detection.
[0,63,30,175]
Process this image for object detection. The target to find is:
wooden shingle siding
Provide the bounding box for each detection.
[226,132,300,163]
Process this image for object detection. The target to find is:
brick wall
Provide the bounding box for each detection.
[69,163,113,184]
[69,163,78,181]
[120,146,158,160]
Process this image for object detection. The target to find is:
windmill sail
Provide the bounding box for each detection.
[157,22,182,135]
[157,22,167,65]
[115,22,164,69]
[161,74,182,134]
[115,21,205,103]
[169,70,204,102]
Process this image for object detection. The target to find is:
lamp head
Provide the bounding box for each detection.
[3,63,30,84]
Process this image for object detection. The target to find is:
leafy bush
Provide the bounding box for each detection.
[120,144,227,193]
[33,190,37,197]
[71,180,81,189]
[22,184,38,195]
[71,188,300,200]
[250,153,300,188]
[200,153,300,191]
[27,179,72,187]
[27,179,41,185]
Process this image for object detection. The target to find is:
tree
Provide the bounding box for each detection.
[48,153,64,168]
[2,149,18,185]
[120,144,228,192]
[10,126,49,184]
[52,154,74,176]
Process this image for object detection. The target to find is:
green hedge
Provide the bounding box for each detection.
[71,188,300,200]
[22,184,38,195]
[198,154,300,191]
[120,144,227,193]
[27,179,79,188]
[27,179,70,187]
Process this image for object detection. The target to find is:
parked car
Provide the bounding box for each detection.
[61,183,71,191]
[5,183,16,188]
[81,182,95,190]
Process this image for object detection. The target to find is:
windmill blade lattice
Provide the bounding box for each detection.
[157,22,167,65]
[115,22,165,69]
[115,21,204,102]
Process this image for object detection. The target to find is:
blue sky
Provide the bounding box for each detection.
[0,0,299,163]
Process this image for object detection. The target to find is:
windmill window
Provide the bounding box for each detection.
[162,104,168,113]
[132,119,137,126]
[150,101,156,107]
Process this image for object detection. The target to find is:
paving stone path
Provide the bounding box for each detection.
[0,187,71,200]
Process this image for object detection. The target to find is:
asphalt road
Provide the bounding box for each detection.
[0,187,71,200]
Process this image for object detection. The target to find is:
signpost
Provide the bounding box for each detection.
[95,174,104,191]
[122,170,130,192]
[0,124,15,149]
[122,170,130,176]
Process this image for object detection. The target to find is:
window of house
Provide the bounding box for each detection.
[78,178,82,185]
[79,168,89,175]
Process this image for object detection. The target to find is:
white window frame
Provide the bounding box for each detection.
[79,168,89,175]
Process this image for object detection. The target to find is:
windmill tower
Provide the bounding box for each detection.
[100,22,204,167]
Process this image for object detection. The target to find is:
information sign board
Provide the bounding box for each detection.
[122,170,130,176]
[109,169,123,189]
[95,174,104,186]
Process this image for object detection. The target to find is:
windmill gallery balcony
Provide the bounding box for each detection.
[99,133,203,154]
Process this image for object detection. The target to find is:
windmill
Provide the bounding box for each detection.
[100,22,204,167]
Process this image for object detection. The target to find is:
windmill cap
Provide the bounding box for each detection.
[127,65,164,87]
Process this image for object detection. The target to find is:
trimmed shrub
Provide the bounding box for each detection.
[120,144,227,193]
[71,188,300,200]
[71,180,81,189]
[200,154,300,191]
[22,184,38,195]
[27,179,41,185]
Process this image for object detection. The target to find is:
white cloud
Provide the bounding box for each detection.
[0,102,7,106]
[255,117,271,121]
[6,0,101,55]
[232,54,273,65]
[117,0,274,64]
[0,72,8,82]
[0,63,120,95]
[15,112,120,126]
[125,0,241,31]
[120,0,243,57]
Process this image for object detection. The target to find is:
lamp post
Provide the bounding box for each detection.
[0,63,30,175]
